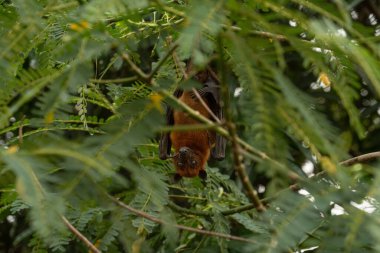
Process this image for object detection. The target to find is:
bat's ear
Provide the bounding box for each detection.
[198,170,207,180]
[173,173,182,182]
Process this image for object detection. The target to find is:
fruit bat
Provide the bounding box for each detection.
[159,67,226,180]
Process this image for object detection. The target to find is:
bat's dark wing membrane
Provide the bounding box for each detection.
[212,109,226,160]
[159,89,183,160]
[201,80,226,160]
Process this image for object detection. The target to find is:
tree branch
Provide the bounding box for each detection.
[168,201,258,217]
[90,76,138,84]
[153,0,186,17]
[121,53,149,80]
[192,88,221,123]
[168,183,298,217]
[61,216,101,253]
[18,115,25,145]
[217,38,265,212]
[109,195,257,244]
[159,123,220,132]
[340,151,380,166]
[167,202,210,216]
[121,43,180,83]
[226,25,288,41]
[228,123,266,212]
[148,43,179,81]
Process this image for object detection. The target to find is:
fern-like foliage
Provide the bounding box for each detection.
[0,0,379,252]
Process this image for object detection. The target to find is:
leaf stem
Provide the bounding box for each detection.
[217,37,266,212]
[62,216,101,253]
[109,195,257,244]
[148,43,179,81]
[340,151,380,166]
[121,54,150,80]
[89,76,138,84]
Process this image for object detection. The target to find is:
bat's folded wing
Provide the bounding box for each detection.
[159,89,183,160]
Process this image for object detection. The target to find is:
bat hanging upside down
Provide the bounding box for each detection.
[159,68,226,180]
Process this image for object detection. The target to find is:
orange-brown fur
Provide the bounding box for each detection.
[170,91,214,177]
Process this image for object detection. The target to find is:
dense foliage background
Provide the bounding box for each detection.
[0,0,379,252]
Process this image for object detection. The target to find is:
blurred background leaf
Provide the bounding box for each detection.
[0,0,380,252]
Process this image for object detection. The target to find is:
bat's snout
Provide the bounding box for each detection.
[179,147,191,156]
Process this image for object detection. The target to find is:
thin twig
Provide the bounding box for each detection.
[89,76,138,84]
[340,152,380,166]
[192,88,221,123]
[296,220,325,248]
[18,115,26,145]
[88,83,118,115]
[248,30,288,41]
[207,66,220,82]
[159,123,220,132]
[228,123,266,212]
[217,38,265,212]
[153,0,186,17]
[121,53,149,80]
[169,183,298,217]
[148,43,179,81]
[225,25,288,41]
[167,202,210,216]
[121,44,179,83]
[109,195,257,244]
[62,216,101,253]
[119,18,185,39]
[168,38,221,123]
[168,201,256,217]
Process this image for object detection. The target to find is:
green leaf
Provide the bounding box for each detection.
[178,0,224,64]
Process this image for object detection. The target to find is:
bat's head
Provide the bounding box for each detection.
[172,147,206,178]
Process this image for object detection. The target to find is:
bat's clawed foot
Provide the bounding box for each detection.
[167,153,178,159]
[198,170,207,181]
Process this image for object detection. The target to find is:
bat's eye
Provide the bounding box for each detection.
[177,162,184,167]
